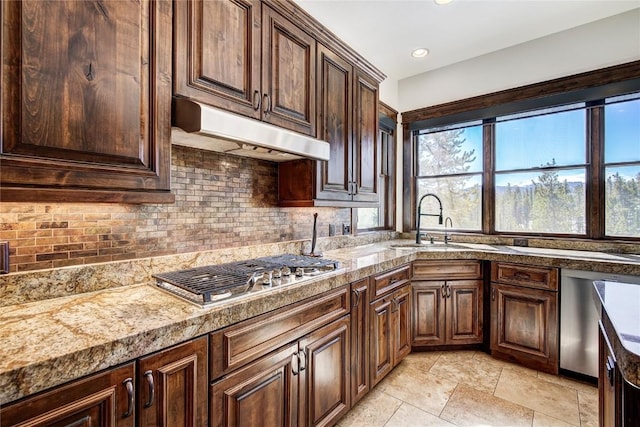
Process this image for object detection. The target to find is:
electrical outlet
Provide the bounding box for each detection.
[342,224,351,235]
[513,238,529,247]
[329,224,336,236]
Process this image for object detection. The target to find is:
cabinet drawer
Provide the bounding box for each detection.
[491,262,558,291]
[372,264,410,299]
[412,260,482,280]
[209,286,349,380]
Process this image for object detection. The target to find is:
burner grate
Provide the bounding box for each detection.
[153,254,340,305]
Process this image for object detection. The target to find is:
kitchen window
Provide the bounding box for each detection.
[604,93,640,237]
[414,121,483,231]
[404,61,640,240]
[494,105,587,234]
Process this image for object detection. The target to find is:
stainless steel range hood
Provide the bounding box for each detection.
[171,98,330,162]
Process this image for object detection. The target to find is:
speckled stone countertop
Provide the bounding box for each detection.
[4,237,640,405]
[593,280,640,387]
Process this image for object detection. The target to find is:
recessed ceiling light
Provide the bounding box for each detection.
[434,0,453,4]
[411,48,429,58]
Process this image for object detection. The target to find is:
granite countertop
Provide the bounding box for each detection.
[4,238,640,405]
[593,280,640,387]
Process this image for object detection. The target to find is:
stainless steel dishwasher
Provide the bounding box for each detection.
[560,269,640,378]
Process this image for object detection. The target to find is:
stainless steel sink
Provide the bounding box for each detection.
[389,242,470,250]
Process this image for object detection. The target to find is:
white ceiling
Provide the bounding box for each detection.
[293,0,640,81]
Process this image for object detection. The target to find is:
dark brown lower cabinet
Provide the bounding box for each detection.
[350,278,370,405]
[490,283,558,374]
[210,315,351,427]
[412,280,483,347]
[598,321,640,427]
[1,336,208,427]
[0,363,136,427]
[138,335,209,426]
[370,283,411,386]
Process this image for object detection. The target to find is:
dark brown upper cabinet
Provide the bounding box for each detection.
[278,46,380,207]
[0,0,174,203]
[173,0,316,137]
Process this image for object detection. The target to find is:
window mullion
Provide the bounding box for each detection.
[483,119,495,234]
[588,101,605,239]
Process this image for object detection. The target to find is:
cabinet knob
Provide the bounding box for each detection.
[143,370,155,408]
[122,377,134,418]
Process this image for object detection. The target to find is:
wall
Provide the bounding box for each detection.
[0,145,350,273]
[398,9,640,112]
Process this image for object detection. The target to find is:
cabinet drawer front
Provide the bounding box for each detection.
[210,286,349,380]
[412,261,481,280]
[491,262,558,290]
[372,264,410,299]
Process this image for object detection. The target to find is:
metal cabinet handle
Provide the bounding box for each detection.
[445,284,451,299]
[263,93,271,115]
[352,289,361,307]
[514,272,531,280]
[252,90,261,110]
[606,356,615,386]
[143,370,155,408]
[491,287,496,301]
[292,353,299,375]
[299,350,307,372]
[441,284,446,299]
[122,377,134,418]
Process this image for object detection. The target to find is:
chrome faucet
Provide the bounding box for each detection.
[444,217,453,244]
[416,193,443,244]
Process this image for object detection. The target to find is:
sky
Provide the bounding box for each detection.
[449,97,640,187]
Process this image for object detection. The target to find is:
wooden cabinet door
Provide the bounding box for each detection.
[412,281,446,346]
[352,70,379,203]
[210,342,299,427]
[393,285,412,363]
[447,280,483,345]
[316,44,353,202]
[1,0,172,203]
[299,316,351,427]
[138,336,208,427]
[173,0,262,119]
[261,5,316,136]
[350,278,370,405]
[490,283,558,373]
[0,363,135,427]
[370,295,394,387]
[599,323,621,427]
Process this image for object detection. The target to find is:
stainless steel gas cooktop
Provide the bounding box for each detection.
[152,254,340,306]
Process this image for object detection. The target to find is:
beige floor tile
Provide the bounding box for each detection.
[429,350,503,393]
[474,352,539,378]
[399,350,442,373]
[532,412,576,427]
[336,388,402,427]
[494,369,580,425]
[577,387,599,427]
[537,371,598,394]
[384,402,456,427]
[377,362,458,416]
[440,384,534,427]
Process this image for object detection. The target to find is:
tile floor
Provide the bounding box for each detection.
[336,350,598,427]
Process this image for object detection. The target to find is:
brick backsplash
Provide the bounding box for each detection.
[0,145,350,273]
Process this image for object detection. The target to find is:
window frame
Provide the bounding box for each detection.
[402,60,640,240]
